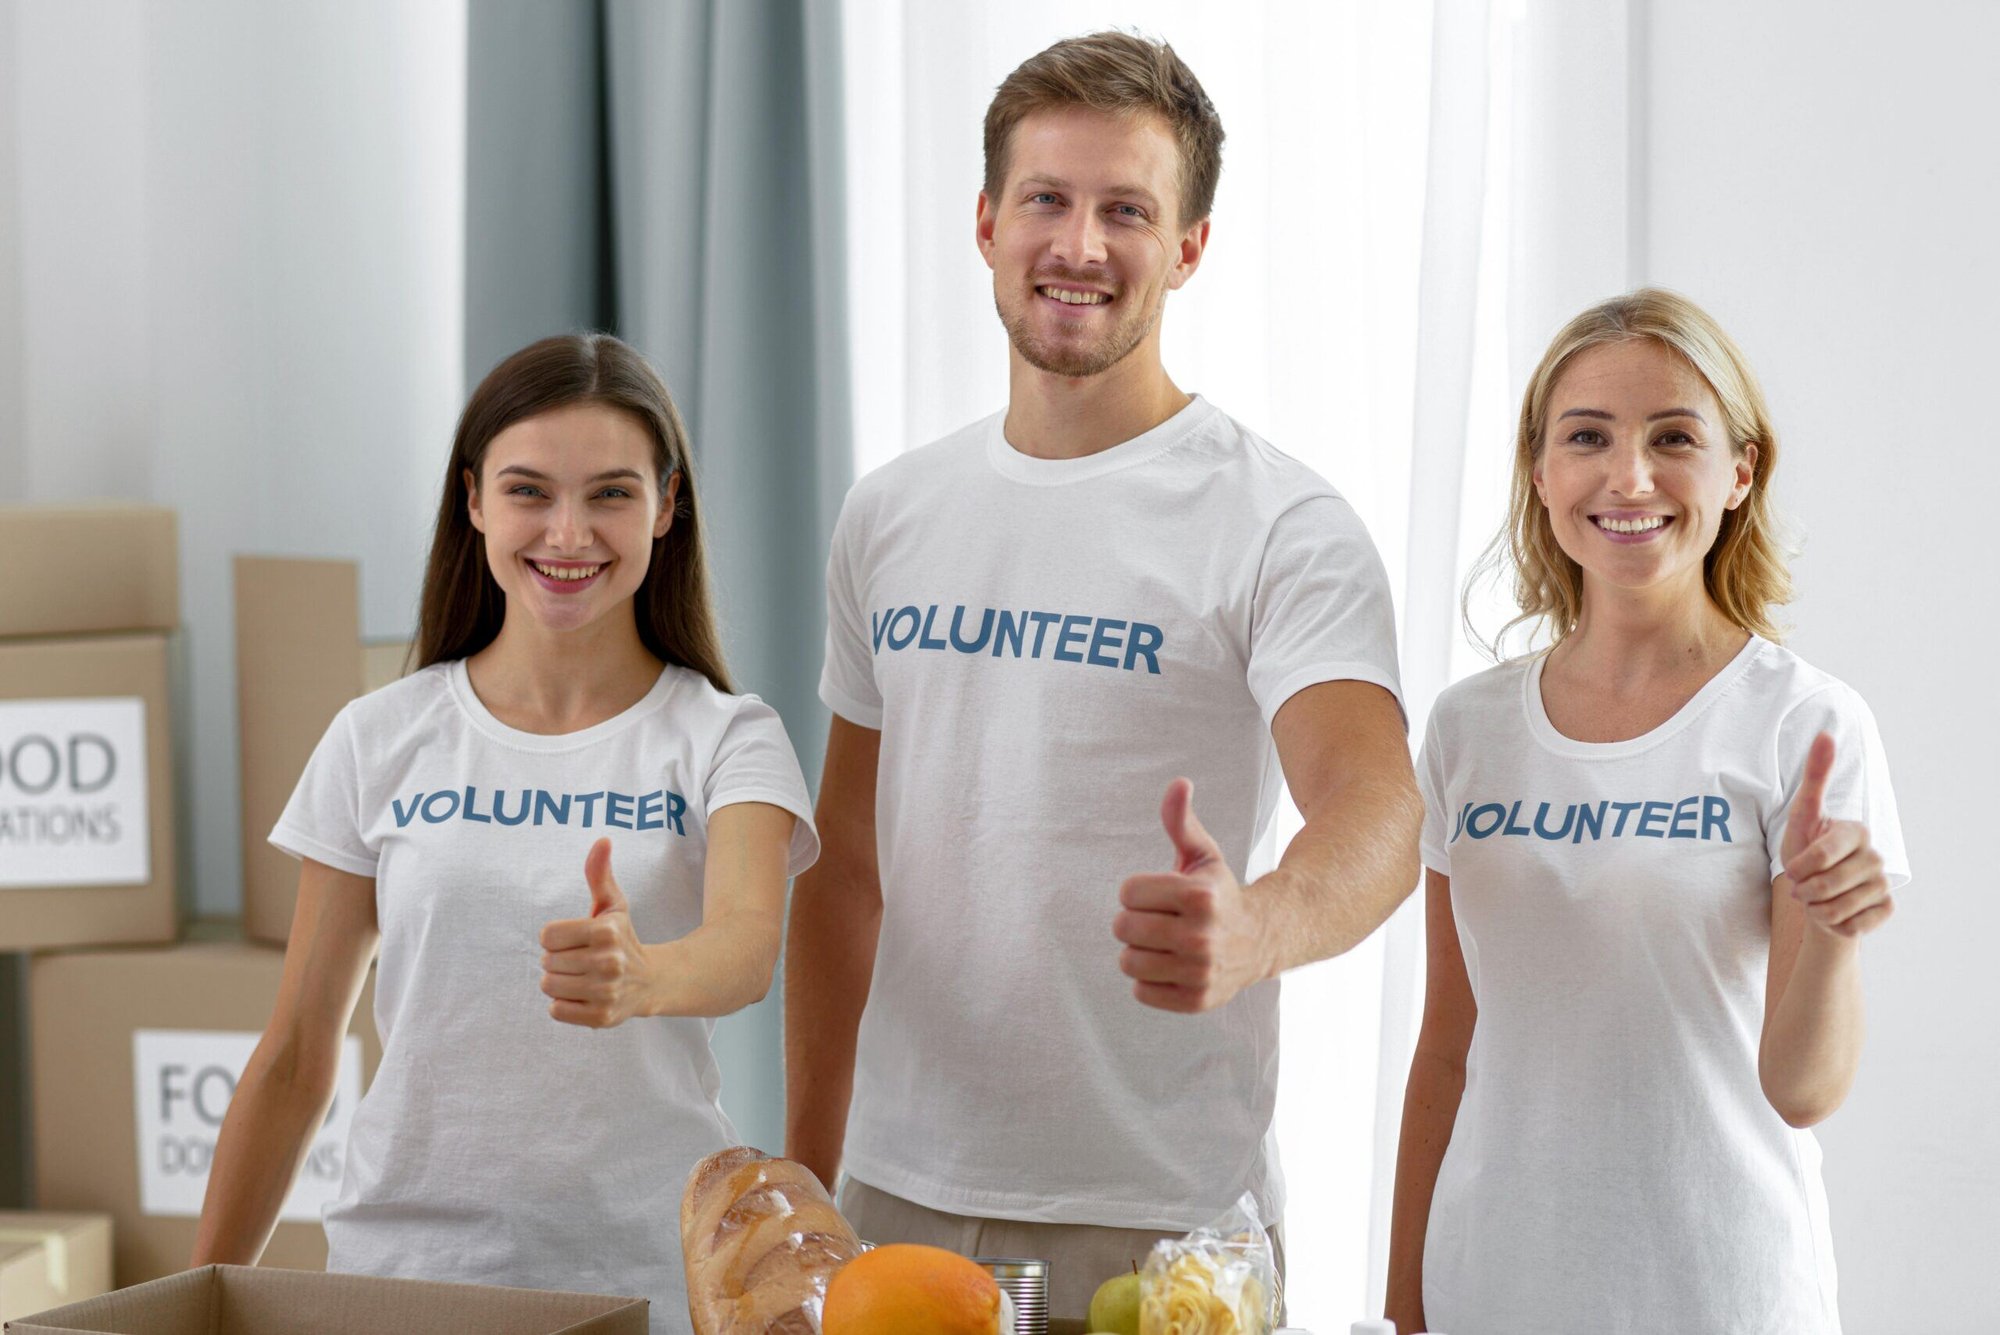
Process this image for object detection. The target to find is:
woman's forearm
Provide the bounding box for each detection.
[190,1042,339,1266]
[643,909,783,1018]
[1386,1048,1465,1332]
[1759,928,1866,1127]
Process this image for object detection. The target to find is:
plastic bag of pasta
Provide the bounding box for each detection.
[1139,1192,1278,1335]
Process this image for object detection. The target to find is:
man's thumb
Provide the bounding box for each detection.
[1160,778,1221,872]
[585,837,627,916]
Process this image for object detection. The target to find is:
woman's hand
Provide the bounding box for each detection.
[1781,732,1895,941]
[539,837,657,1027]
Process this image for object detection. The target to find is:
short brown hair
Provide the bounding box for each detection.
[983,31,1224,227]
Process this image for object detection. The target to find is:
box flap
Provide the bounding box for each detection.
[6,1266,648,1335]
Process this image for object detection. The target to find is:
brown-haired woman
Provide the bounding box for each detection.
[1386,291,1909,1333]
[192,333,819,1331]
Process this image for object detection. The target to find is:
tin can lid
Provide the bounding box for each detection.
[973,1256,1049,1278]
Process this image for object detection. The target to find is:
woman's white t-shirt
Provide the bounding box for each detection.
[271,659,819,1331]
[1416,635,1909,1335]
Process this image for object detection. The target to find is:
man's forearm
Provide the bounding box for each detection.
[1250,771,1423,975]
[782,860,882,1189]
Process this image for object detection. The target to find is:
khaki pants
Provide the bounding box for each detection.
[838,1177,1287,1325]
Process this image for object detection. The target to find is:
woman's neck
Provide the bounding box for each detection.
[1551,574,1749,692]
[464,609,664,734]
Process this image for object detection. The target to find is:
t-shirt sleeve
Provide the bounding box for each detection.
[269,704,378,878]
[1417,712,1452,876]
[1767,684,1910,888]
[705,695,822,877]
[818,489,884,730]
[1245,494,1405,729]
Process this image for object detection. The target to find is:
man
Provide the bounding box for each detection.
[785,31,1421,1318]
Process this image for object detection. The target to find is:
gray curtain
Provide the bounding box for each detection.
[466,0,852,1156]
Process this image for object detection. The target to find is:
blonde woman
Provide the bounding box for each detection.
[1386,290,1908,1333]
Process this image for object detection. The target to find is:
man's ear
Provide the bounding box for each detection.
[464,467,485,532]
[975,190,998,270]
[1166,217,1211,291]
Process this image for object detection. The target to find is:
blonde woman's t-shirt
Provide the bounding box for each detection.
[1416,636,1909,1335]
[271,660,818,1333]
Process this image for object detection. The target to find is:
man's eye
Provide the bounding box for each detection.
[1030,193,1058,205]
[1115,204,1145,219]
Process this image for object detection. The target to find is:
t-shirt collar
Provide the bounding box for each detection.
[982,394,1218,486]
[446,659,682,753]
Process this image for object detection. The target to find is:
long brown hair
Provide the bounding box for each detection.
[413,332,734,693]
[1467,288,1793,657]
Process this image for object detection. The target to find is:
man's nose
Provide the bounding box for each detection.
[1050,206,1108,266]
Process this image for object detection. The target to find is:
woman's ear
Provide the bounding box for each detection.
[655,469,682,540]
[464,467,485,532]
[1728,442,1759,509]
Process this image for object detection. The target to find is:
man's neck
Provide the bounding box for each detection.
[1000,344,1192,461]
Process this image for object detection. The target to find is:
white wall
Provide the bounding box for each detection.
[1638,4,1999,1328]
[3,0,467,916]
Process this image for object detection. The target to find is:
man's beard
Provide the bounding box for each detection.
[996,282,1163,379]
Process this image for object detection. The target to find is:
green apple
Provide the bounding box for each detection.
[1087,1272,1142,1335]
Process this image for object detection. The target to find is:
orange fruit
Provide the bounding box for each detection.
[822,1244,1002,1335]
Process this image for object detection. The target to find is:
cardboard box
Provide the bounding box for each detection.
[29,933,380,1286]
[0,1215,111,1324]
[235,557,408,946]
[0,506,177,638]
[3,1264,648,1334]
[0,635,177,950]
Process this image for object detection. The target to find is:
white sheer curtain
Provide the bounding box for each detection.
[839,1,1528,1321]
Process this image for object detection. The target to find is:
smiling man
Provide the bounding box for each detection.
[785,32,1422,1316]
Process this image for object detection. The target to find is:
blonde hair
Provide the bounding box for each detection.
[984,31,1224,228]
[1469,288,1793,657]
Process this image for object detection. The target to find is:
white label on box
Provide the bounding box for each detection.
[132,1029,365,1220]
[0,697,150,887]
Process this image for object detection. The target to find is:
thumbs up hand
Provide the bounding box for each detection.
[1781,732,1895,941]
[1114,779,1273,1014]
[539,838,659,1027]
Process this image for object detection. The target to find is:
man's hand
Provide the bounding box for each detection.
[539,838,658,1028]
[1782,732,1895,941]
[1114,779,1273,1013]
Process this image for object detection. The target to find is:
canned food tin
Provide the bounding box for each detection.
[976,1257,1049,1335]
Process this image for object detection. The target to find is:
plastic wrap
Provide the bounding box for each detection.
[680,1146,864,1335]
[1139,1192,1279,1335]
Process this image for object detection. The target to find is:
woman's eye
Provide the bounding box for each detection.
[1655,431,1696,447]
[1568,429,1605,446]
[597,488,632,500]
[507,484,545,498]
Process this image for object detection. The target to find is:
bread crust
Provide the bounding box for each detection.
[682,1147,864,1335]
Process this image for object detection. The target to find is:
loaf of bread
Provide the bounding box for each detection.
[682,1146,865,1335]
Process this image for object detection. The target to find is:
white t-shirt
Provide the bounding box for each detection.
[271,659,818,1332]
[819,396,1403,1229]
[1416,635,1909,1334]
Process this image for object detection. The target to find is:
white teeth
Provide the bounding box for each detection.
[1595,515,1667,534]
[532,561,602,581]
[1042,286,1109,305]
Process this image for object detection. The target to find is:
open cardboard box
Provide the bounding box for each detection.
[3,1264,647,1334]
[234,556,408,945]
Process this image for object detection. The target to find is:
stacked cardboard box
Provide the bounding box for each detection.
[235,556,407,946]
[0,1215,112,1325]
[28,926,381,1287]
[0,505,180,950]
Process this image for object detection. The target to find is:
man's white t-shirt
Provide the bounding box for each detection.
[1416,635,1909,1334]
[271,660,818,1332]
[819,396,1403,1229]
